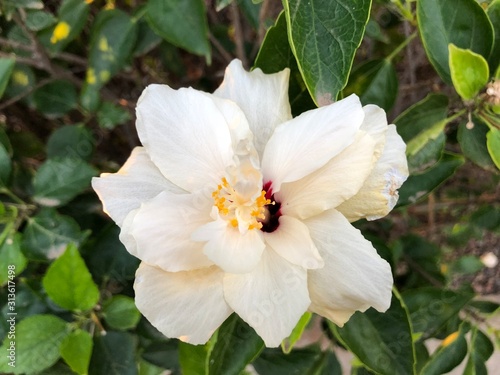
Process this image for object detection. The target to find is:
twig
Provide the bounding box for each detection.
[209,32,233,64]
[0,77,54,111]
[230,2,247,68]
[0,37,33,52]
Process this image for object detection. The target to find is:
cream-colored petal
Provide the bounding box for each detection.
[261,95,364,192]
[192,219,266,274]
[134,263,232,345]
[214,59,292,157]
[337,125,409,222]
[278,130,377,220]
[223,248,310,347]
[305,209,393,326]
[136,85,244,192]
[130,191,214,272]
[264,215,323,269]
[92,147,184,226]
[119,208,139,256]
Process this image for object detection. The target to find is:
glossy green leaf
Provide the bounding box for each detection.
[0,143,11,186]
[420,324,468,375]
[312,350,342,375]
[97,101,132,129]
[209,314,264,375]
[463,327,494,375]
[283,0,371,104]
[146,0,210,60]
[344,59,398,111]
[141,341,179,371]
[253,346,321,375]
[402,287,473,340]
[0,315,70,374]
[81,9,137,111]
[33,80,77,118]
[486,128,500,169]
[449,44,489,100]
[458,118,497,171]
[254,11,315,116]
[33,158,97,207]
[487,0,500,71]
[133,17,162,57]
[0,233,27,285]
[25,9,56,31]
[282,312,312,354]
[417,0,494,84]
[43,244,100,311]
[4,64,36,105]
[331,290,415,375]
[0,57,15,99]
[103,295,141,330]
[47,124,95,162]
[60,329,93,375]
[89,332,138,375]
[179,335,217,375]
[398,153,464,206]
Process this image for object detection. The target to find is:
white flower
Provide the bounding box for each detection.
[92,60,409,347]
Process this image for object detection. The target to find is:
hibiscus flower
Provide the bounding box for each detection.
[92,60,408,347]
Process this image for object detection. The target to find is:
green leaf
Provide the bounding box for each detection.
[402,287,473,340]
[60,329,93,375]
[0,143,11,186]
[89,332,138,375]
[81,9,137,111]
[451,255,484,275]
[417,0,494,84]
[470,205,500,231]
[449,44,489,100]
[47,124,95,162]
[22,208,87,261]
[103,295,141,330]
[33,158,97,207]
[458,118,497,172]
[486,127,500,169]
[463,327,494,375]
[253,346,322,375]
[141,341,179,371]
[254,11,315,116]
[25,9,57,31]
[42,243,100,311]
[0,315,70,374]
[343,59,398,111]
[283,0,371,104]
[0,57,15,99]
[282,312,312,354]
[331,290,415,375]
[97,101,132,130]
[468,300,500,315]
[487,0,500,71]
[33,80,78,118]
[4,64,36,105]
[0,232,27,286]
[208,314,264,375]
[179,335,217,375]
[146,0,210,61]
[133,18,162,57]
[420,324,468,375]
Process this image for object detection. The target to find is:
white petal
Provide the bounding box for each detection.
[223,248,310,347]
[264,215,323,269]
[134,263,232,345]
[136,85,244,192]
[337,125,409,222]
[214,60,292,157]
[278,130,377,220]
[192,219,266,274]
[261,95,364,192]
[92,147,184,226]
[131,191,214,272]
[360,105,389,153]
[305,209,393,326]
[119,208,139,256]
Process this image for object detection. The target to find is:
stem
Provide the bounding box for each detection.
[386,32,417,62]
[0,188,25,205]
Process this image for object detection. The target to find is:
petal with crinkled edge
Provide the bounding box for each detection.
[305,209,393,326]
[131,191,214,272]
[337,125,409,222]
[261,95,363,192]
[92,147,184,226]
[136,85,249,192]
[223,248,310,347]
[135,263,232,345]
[214,60,292,157]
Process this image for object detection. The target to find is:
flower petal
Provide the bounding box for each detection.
[130,191,214,272]
[134,263,232,345]
[305,209,393,326]
[223,248,310,347]
[278,130,377,220]
[119,208,139,257]
[136,85,245,192]
[92,147,184,226]
[214,60,292,157]
[192,219,266,274]
[336,125,409,222]
[264,215,323,269]
[261,95,364,192]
